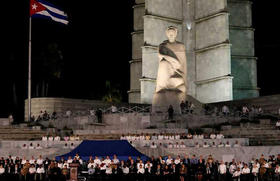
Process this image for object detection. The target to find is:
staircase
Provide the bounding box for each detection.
[0,126,46,140]
[221,122,280,146]
[210,94,280,115]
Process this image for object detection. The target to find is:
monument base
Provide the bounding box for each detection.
[152,90,185,114]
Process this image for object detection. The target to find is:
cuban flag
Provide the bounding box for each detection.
[30,0,68,25]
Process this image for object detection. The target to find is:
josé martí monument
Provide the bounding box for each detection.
[128,0,258,110]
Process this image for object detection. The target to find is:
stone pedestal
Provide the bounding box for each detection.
[152,90,183,114]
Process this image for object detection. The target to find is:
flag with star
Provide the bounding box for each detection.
[30,0,68,25]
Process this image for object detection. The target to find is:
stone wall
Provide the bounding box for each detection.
[139,146,280,163]
[228,0,259,99]
[0,141,81,159]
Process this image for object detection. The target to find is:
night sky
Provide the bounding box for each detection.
[1,0,280,121]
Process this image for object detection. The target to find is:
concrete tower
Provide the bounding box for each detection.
[128,0,258,104]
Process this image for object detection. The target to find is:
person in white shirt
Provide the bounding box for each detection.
[276,120,280,130]
[70,143,75,149]
[150,142,157,149]
[94,156,101,166]
[251,164,259,179]
[137,160,145,170]
[218,161,227,180]
[275,165,280,179]
[112,155,120,164]
[63,160,69,169]
[164,134,169,140]
[167,143,173,149]
[122,165,129,175]
[229,163,237,175]
[179,142,186,148]
[36,164,45,181]
[125,134,131,140]
[193,133,198,139]
[137,164,145,174]
[111,105,118,113]
[104,156,112,166]
[166,156,173,165]
[175,134,180,140]
[173,142,180,148]
[203,142,209,148]
[105,164,112,175]
[54,136,61,141]
[169,135,175,140]
[37,155,44,165]
[195,142,200,148]
[218,142,224,148]
[198,134,204,139]
[42,136,48,141]
[187,133,193,139]
[70,136,75,141]
[232,167,241,180]
[29,143,34,149]
[36,143,43,149]
[144,161,153,174]
[158,134,164,140]
[222,105,229,116]
[57,162,63,169]
[216,133,224,139]
[29,164,36,179]
[237,161,243,169]
[241,164,250,180]
[48,136,54,141]
[88,161,96,169]
[21,157,27,165]
[29,156,36,164]
[174,156,181,165]
[0,165,5,174]
[211,142,217,147]
[225,141,231,148]
[22,143,27,149]
[120,134,126,140]
[139,133,145,141]
[67,156,73,164]
[100,159,107,171]
[233,140,240,147]
[210,133,216,139]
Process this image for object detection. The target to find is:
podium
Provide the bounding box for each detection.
[69,163,79,181]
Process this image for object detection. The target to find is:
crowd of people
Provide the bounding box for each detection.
[120,132,225,141]
[0,153,279,181]
[120,133,245,149]
[41,135,80,142]
[30,111,57,122]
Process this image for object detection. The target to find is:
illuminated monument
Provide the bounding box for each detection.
[128,0,258,104]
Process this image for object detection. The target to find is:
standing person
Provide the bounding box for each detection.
[189,102,195,114]
[168,105,174,120]
[180,101,186,114]
[179,164,187,181]
[218,161,227,181]
[251,164,259,181]
[95,109,103,123]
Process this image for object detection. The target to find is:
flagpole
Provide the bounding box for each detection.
[28,16,32,122]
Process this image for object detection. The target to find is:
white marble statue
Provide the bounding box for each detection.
[152,26,187,113]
